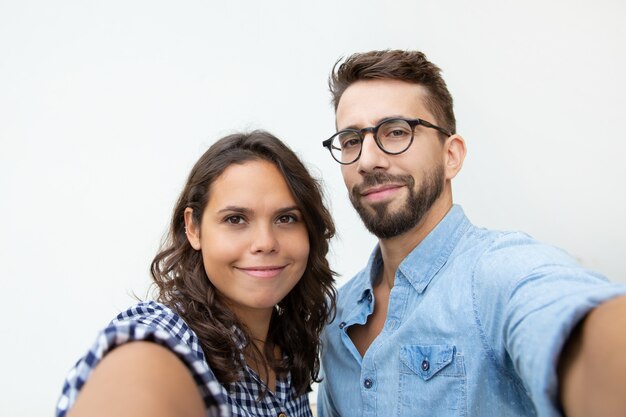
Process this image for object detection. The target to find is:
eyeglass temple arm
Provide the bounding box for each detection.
[419,119,452,136]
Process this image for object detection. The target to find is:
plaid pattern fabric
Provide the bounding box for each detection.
[55,301,312,417]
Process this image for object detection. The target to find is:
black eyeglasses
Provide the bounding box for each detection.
[322,117,451,165]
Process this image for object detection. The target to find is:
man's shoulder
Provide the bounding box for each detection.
[457,219,573,264]
[465,227,578,271]
[460,225,606,303]
[439,221,595,297]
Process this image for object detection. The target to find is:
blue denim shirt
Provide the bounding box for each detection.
[318,205,626,417]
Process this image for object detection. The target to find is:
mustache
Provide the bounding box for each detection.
[352,172,414,194]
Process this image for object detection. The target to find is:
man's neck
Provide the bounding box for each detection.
[377,195,453,289]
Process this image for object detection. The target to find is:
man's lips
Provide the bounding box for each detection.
[359,184,405,201]
[235,265,286,278]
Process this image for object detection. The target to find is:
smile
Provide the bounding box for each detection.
[235,265,286,278]
[360,184,404,202]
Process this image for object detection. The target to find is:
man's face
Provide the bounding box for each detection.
[335,79,447,239]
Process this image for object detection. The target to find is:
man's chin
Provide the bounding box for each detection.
[367,198,406,217]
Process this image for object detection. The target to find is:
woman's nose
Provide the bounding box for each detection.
[250,224,279,253]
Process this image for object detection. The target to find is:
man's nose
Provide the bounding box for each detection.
[357,132,389,173]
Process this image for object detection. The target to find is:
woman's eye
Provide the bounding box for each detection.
[225,215,244,224]
[277,214,297,224]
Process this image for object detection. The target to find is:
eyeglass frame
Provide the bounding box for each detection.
[322,117,452,165]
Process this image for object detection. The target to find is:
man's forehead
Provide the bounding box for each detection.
[335,80,430,129]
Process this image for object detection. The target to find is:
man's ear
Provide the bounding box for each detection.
[443,134,466,180]
[183,208,201,250]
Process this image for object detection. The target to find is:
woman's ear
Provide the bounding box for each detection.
[183,208,201,250]
[443,134,467,180]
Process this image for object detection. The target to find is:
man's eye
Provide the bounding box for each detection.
[381,128,411,139]
[342,138,361,149]
[337,132,361,149]
[389,129,409,137]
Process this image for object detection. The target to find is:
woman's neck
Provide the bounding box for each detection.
[234,306,279,392]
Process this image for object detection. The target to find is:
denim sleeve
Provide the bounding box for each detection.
[472,232,626,416]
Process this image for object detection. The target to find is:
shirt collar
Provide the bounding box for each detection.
[400,204,469,292]
[356,246,384,303]
[362,204,470,295]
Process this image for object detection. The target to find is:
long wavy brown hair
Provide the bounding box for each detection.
[150,130,336,396]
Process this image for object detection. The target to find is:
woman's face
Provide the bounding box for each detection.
[185,160,310,322]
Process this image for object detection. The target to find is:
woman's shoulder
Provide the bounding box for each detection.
[112,300,179,324]
[56,301,227,417]
[60,341,208,417]
[112,301,192,336]
[104,301,202,356]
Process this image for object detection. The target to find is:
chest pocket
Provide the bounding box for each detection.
[398,344,466,416]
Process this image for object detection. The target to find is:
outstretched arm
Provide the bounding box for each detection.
[67,341,205,417]
[559,294,626,417]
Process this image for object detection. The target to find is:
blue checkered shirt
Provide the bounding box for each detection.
[56,301,313,417]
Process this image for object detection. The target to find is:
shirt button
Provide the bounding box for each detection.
[338,321,346,329]
[421,359,430,372]
[363,378,373,389]
[278,413,287,417]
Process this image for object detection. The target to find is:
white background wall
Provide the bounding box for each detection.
[1,1,625,415]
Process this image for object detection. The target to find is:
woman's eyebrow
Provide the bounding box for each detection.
[275,205,301,213]
[217,206,250,214]
[216,205,301,214]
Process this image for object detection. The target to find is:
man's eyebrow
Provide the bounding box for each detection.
[338,115,407,131]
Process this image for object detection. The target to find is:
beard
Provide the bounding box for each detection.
[349,164,445,239]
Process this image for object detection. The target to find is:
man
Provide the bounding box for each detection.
[317,50,626,417]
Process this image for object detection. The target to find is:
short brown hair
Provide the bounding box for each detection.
[329,49,456,134]
[151,130,336,396]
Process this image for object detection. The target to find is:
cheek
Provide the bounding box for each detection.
[286,229,310,268]
[199,236,242,273]
[296,240,310,268]
[341,166,356,188]
[289,242,310,291]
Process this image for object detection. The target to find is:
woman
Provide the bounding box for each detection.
[56,131,336,417]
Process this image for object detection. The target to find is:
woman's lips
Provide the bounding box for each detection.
[235,266,286,278]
